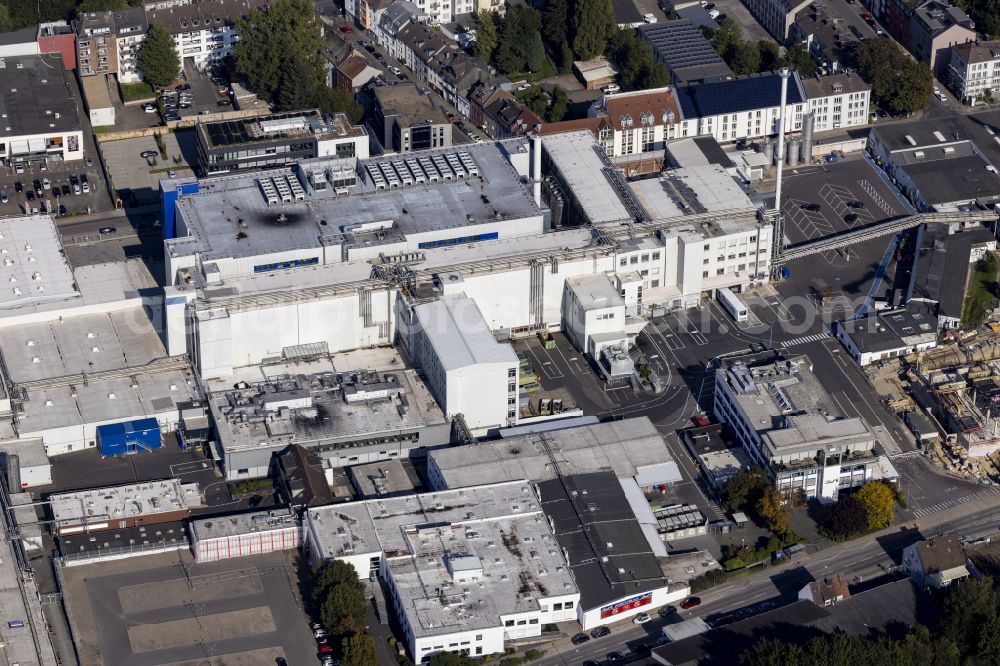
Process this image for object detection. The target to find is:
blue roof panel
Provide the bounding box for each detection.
[674,73,804,119]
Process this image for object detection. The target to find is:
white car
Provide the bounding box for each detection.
[602,83,621,94]
[517,83,532,91]
[632,612,652,625]
[708,8,721,18]
[143,104,157,114]
[643,12,657,22]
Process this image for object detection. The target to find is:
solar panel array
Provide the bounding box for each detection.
[258,174,306,206]
[674,73,806,119]
[364,150,480,190]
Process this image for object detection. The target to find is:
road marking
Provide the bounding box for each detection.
[912,486,1000,518]
[778,332,829,348]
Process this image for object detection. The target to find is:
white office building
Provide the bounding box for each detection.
[802,73,872,133]
[305,481,580,663]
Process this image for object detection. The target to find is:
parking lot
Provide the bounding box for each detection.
[60,550,313,666]
[0,158,109,218]
[100,131,198,204]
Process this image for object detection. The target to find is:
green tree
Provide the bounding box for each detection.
[891,59,933,115]
[341,633,377,666]
[493,5,543,74]
[475,12,498,63]
[315,85,364,124]
[541,0,570,68]
[757,485,790,536]
[856,37,931,116]
[607,28,669,91]
[721,467,769,513]
[757,40,780,71]
[741,637,805,666]
[854,481,894,530]
[428,652,477,666]
[711,18,743,61]
[940,578,1000,659]
[276,56,315,111]
[312,560,358,606]
[548,86,569,121]
[572,0,615,61]
[0,6,13,33]
[234,0,325,103]
[730,39,761,75]
[320,580,367,630]
[77,0,128,10]
[781,43,817,77]
[137,23,179,88]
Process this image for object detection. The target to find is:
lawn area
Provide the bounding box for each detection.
[962,251,998,328]
[507,58,557,83]
[120,81,155,103]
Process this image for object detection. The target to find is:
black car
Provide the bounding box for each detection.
[61,184,70,196]
[845,213,859,223]
[58,204,66,216]
[177,83,191,91]
[659,605,677,617]
[32,179,42,194]
[217,100,231,107]
[591,626,611,639]
[374,52,385,61]
[607,652,625,662]
[571,633,590,645]
[26,190,34,201]
[800,202,821,211]
[13,181,21,193]
[846,200,865,209]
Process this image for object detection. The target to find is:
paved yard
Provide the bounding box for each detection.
[100,130,198,204]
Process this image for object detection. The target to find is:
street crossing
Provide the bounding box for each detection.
[778,333,829,348]
[912,486,1000,519]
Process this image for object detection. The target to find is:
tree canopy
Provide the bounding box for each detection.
[341,633,377,666]
[234,0,325,103]
[721,468,770,513]
[854,481,895,530]
[855,38,931,116]
[607,29,669,91]
[474,12,497,63]
[137,23,179,88]
[492,5,545,75]
[572,0,615,61]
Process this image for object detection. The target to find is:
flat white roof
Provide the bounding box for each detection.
[542,131,633,225]
[308,480,577,638]
[50,478,195,525]
[413,297,517,372]
[0,215,77,310]
[566,274,624,310]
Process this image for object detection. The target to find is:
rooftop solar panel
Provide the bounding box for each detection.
[674,73,805,119]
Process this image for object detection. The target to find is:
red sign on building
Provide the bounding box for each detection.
[599,592,652,619]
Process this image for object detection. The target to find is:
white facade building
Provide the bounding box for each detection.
[305,481,580,663]
[802,73,872,133]
[947,40,1000,104]
[189,509,300,562]
[407,297,519,434]
[146,0,269,72]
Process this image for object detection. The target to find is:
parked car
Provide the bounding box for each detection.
[217,100,231,107]
[591,626,611,639]
[81,174,90,193]
[143,104,157,113]
[571,633,590,645]
[58,204,66,216]
[517,82,532,91]
[339,25,351,33]
[633,612,652,625]
[13,181,21,193]
[61,184,70,196]
[42,178,50,190]
[643,12,657,22]
[844,212,859,223]
[607,652,625,662]
[602,83,621,94]
[800,202,821,211]
[0,192,7,204]
[708,8,720,18]
[177,83,191,91]
[846,200,865,209]
[313,628,331,639]
[141,150,158,158]
[32,179,41,195]
[85,156,94,166]
[99,226,116,234]
[680,596,702,609]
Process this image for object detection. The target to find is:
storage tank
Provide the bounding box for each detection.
[762,139,774,165]
[800,112,815,163]
[786,138,800,167]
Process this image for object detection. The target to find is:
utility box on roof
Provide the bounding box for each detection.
[96,418,162,457]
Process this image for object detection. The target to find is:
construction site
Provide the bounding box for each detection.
[865,328,1000,482]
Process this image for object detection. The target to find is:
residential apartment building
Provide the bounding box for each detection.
[146,0,268,72]
[112,6,148,83]
[75,12,118,77]
[792,3,860,73]
[903,534,970,589]
[880,0,974,72]
[334,53,382,95]
[589,86,680,160]
[947,39,1000,104]
[802,73,871,132]
[376,1,427,59]
[740,0,812,40]
[471,85,541,139]
[345,0,393,32]
[713,355,896,502]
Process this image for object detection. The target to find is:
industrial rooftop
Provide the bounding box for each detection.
[209,368,446,454]
[168,139,541,265]
[189,508,297,540]
[629,165,754,219]
[307,480,578,637]
[541,130,635,226]
[427,417,677,488]
[197,110,366,149]
[49,479,197,527]
[0,215,78,311]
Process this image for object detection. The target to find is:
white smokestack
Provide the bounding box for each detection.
[774,68,791,216]
[531,134,542,207]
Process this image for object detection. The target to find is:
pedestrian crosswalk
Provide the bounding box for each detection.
[779,333,829,348]
[912,486,1000,519]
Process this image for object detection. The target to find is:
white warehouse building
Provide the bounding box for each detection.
[405,297,519,434]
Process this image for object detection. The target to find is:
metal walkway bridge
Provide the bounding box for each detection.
[780,210,998,262]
